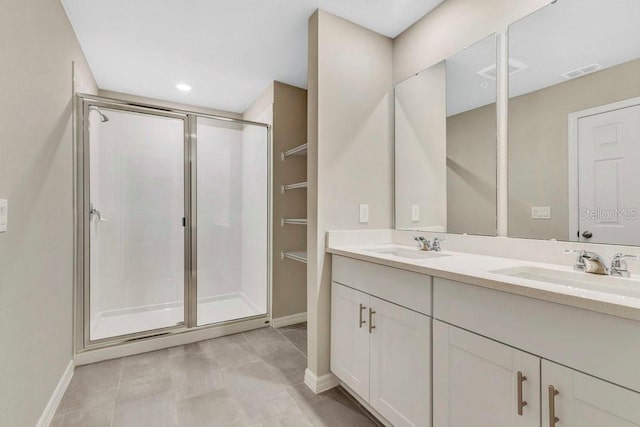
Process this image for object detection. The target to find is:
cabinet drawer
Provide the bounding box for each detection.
[332,255,431,315]
[434,277,640,393]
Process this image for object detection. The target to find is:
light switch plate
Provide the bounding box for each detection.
[359,204,369,224]
[411,204,420,222]
[0,199,7,232]
[531,206,551,220]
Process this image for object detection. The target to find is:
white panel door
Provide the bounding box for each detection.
[542,360,640,427]
[369,296,431,427]
[433,321,540,427]
[330,282,370,400]
[578,103,640,245]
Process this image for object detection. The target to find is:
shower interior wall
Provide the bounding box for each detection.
[89,108,268,338]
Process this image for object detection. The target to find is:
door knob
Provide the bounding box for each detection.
[582,230,593,239]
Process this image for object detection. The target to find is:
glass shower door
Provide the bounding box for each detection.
[195,116,268,326]
[87,106,187,341]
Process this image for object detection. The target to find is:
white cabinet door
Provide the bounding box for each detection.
[330,282,370,400]
[433,320,540,427]
[542,360,640,427]
[369,296,431,427]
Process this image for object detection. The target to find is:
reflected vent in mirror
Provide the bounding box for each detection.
[477,59,528,80]
[561,63,601,80]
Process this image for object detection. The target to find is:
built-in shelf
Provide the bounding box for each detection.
[281,218,307,226]
[281,181,308,193]
[281,250,307,264]
[281,143,308,161]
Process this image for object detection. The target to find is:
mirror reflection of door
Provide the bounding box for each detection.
[574,100,640,245]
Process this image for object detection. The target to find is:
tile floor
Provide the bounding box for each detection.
[53,323,382,426]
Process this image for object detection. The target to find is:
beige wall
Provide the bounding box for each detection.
[395,62,447,231]
[0,0,97,425]
[307,9,393,377]
[245,82,308,320]
[509,58,640,240]
[393,0,550,85]
[446,103,497,235]
[272,83,308,318]
[444,59,640,241]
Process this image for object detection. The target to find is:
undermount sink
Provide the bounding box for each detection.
[491,266,640,299]
[365,247,449,260]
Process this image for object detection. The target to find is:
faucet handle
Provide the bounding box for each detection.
[564,249,586,271]
[611,253,640,277]
[432,237,445,252]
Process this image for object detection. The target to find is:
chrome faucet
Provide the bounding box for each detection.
[610,253,640,278]
[414,236,431,251]
[431,237,444,252]
[565,250,609,275]
[413,236,444,252]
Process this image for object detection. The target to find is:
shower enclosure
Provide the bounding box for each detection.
[75,95,270,349]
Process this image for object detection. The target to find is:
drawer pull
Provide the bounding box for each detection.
[359,304,366,328]
[369,308,376,334]
[548,385,559,426]
[517,371,527,416]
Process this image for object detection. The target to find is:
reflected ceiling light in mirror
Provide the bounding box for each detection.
[176,83,192,92]
[477,59,528,80]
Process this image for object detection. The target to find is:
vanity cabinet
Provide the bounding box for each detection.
[331,282,371,400]
[434,320,640,427]
[541,360,640,427]
[433,320,540,427]
[369,295,430,427]
[331,256,432,427]
[330,254,640,427]
[331,282,431,427]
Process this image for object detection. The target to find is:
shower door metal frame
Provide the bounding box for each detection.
[74,94,272,353]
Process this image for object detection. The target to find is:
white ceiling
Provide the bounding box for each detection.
[443,0,640,116]
[61,0,444,113]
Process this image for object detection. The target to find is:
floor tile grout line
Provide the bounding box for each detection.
[272,325,308,359]
[283,385,319,427]
[168,352,180,427]
[109,358,125,427]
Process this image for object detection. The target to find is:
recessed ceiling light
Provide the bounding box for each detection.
[176,83,192,92]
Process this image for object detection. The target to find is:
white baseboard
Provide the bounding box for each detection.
[271,312,307,328]
[304,368,340,394]
[36,360,74,427]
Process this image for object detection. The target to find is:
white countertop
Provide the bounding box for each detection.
[327,243,640,322]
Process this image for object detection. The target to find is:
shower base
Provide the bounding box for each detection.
[90,293,264,341]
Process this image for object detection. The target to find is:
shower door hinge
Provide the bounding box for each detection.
[182,217,186,227]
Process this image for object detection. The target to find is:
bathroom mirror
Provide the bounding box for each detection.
[508,0,640,245]
[394,34,498,235]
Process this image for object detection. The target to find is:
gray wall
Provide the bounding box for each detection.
[0,0,97,425]
[307,9,393,377]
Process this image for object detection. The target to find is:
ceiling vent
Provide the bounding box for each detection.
[561,63,602,80]
[477,59,528,80]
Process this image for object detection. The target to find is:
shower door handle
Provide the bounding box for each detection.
[89,205,108,222]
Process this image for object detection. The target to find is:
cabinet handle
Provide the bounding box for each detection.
[517,371,528,415]
[368,308,376,334]
[548,385,559,427]
[359,304,366,328]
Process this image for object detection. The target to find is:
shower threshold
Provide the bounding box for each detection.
[90,293,263,341]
